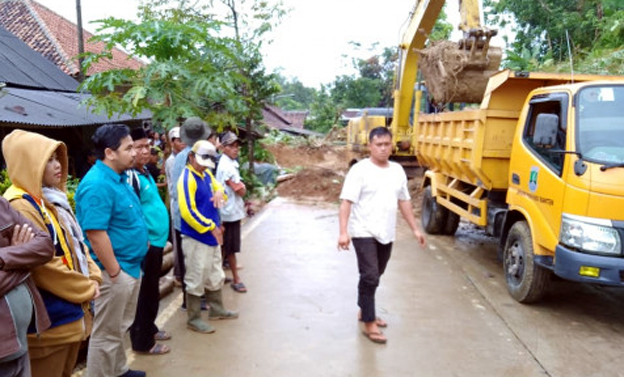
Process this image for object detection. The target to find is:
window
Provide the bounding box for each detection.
[523,94,569,175]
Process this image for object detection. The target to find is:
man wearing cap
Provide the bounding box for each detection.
[127,128,171,355]
[170,117,224,310]
[164,126,186,288]
[178,141,238,333]
[216,132,248,293]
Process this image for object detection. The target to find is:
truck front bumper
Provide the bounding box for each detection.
[555,245,624,286]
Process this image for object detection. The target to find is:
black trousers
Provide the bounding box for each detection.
[172,228,188,306]
[352,237,393,323]
[130,245,163,352]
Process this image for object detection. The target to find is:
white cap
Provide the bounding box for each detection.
[191,140,217,169]
[168,126,181,140]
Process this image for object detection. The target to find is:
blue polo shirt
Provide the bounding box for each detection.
[75,160,149,279]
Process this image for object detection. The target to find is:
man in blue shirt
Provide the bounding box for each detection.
[76,124,149,377]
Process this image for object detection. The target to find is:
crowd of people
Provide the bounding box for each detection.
[0,117,248,377]
[0,119,428,377]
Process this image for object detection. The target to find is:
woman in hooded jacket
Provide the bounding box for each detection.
[2,130,102,377]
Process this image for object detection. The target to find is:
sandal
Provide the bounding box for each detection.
[136,343,170,355]
[358,312,388,328]
[231,282,247,293]
[362,330,387,344]
[154,331,171,341]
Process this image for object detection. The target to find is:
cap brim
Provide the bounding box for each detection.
[195,155,215,169]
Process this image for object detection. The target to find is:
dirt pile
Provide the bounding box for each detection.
[265,141,426,210]
[418,40,502,104]
[264,143,348,202]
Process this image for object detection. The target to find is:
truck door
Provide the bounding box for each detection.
[508,93,570,254]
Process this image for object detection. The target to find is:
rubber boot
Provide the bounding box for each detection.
[186,293,215,333]
[205,289,239,320]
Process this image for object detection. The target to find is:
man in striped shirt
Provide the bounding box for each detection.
[177,140,238,334]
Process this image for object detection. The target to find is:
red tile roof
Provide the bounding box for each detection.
[0,0,144,77]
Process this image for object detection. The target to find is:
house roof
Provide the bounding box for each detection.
[261,105,309,130]
[0,25,79,91]
[0,0,144,77]
[282,110,308,130]
[0,86,150,127]
[261,105,291,130]
[0,26,150,127]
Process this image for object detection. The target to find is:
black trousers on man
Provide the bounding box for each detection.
[130,245,163,352]
[352,237,393,323]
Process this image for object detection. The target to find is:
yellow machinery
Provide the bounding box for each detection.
[346,0,501,176]
[418,70,624,303]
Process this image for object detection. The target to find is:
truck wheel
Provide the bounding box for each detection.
[503,221,550,303]
[443,212,460,235]
[421,186,446,234]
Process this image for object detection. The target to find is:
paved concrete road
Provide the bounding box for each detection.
[123,198,624,377]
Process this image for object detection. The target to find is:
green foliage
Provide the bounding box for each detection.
[273,76,316,110]
[485,0,624,72]
[260,128,296,144]
[430,6,453,42]
[80,17,246,130]
[0,171,80,211]
[0,169,10,196]
[240,140,275,164]
[237,141,276,201]
[305,86,341,134]
[331,75,382,109]
[567,47,624,75]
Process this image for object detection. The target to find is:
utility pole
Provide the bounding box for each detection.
[76,0,85,82]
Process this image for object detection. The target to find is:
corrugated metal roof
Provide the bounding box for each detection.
[0,25,79,92]
[0,87,150,127]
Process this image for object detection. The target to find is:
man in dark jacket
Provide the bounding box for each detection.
[0,196,54,377]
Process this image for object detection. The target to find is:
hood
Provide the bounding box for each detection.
[2,130,68,199]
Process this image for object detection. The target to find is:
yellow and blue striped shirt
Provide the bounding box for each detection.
[177,165,222,246]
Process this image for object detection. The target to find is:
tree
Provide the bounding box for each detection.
[80,17,244,130]
[305,85,340,134]
[215,0,285,177]
[81,0,285,180]
[485,0,624,71]
[273,76,316,110]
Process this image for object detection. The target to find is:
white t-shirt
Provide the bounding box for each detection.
[216,154,247,222]
[340,158,410,244]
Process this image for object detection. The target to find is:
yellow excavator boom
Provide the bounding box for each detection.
[390,0,502,153]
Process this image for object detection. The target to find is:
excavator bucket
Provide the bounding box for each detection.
[418,40,503,104]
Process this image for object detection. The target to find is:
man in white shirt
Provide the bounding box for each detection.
[338,127,426,344]
[216,132,248,294]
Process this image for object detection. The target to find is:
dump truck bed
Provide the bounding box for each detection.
[414,70,616,191]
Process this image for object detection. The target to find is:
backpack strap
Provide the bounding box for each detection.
[127,169,141,198]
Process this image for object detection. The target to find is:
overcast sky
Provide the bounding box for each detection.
[34,0,469,88]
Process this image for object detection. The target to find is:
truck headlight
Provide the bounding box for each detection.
[560,214,621,255]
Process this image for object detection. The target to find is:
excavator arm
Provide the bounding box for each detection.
[390,0,502,153]
[391,0,446,146]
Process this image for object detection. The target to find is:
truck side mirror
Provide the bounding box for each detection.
[533,113,559,148]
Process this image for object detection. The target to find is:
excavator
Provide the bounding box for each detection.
[345,0,502,176]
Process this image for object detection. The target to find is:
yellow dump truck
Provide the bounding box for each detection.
[418,70,624,303]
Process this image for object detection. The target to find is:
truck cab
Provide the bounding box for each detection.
[505,82,624,301]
